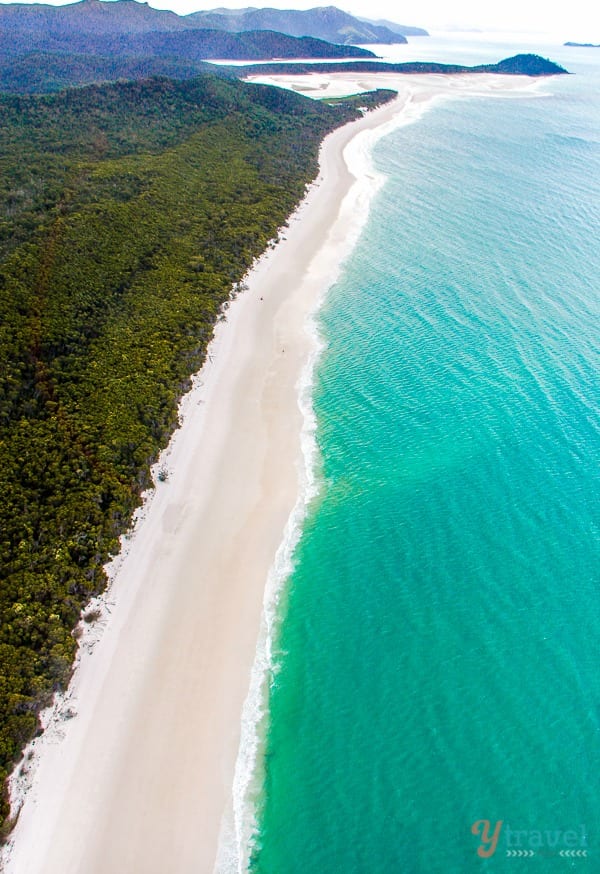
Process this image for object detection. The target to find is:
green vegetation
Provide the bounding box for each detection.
[0,28,375,62]
[0,72,396,830]
[236,53,569,78]
[0,50,225,95]
[0,32,375,95]
[322,91,397,108]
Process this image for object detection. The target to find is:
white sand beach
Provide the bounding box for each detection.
[1,73,542,874]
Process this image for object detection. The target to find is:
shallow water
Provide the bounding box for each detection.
[251,40,600,873]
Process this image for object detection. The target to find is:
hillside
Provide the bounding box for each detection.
[0,51,227,94]
[0,72,396,835]
[0,27,373,61]
[0,31,373,97]
[185,5,409,44]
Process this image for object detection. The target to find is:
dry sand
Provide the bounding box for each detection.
[1,73,543,874]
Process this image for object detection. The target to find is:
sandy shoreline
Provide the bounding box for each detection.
[1,74,543,874]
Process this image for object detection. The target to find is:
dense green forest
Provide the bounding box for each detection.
[0,51,226,95]
[0,72,395,833]
[0,31,374,95]
[0,28,373,96]
[0,27,375,61]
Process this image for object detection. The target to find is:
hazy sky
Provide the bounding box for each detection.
[146,0,599,39]
[3,0,599,40]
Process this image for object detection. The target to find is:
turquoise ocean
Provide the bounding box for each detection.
[250,37,600,872]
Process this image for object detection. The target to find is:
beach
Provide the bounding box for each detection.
[1,73,540,874]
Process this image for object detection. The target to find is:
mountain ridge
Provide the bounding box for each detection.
[0,1,422,45]
[185,5,410,44]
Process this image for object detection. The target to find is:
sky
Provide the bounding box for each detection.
[2,0,599,41]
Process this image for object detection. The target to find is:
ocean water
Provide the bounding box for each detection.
[249,42,600,873]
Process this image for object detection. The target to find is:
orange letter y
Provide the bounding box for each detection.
[471,819,503,858]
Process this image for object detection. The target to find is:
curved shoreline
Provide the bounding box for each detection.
[221,71,546,874]
[1,74,542,874]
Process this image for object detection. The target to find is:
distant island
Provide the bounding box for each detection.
[237,54,569,78]
[564,41,600,47]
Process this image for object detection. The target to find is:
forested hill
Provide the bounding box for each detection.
[0,28,374,62]
[0,29,374,94]
[0,52,226,95]
[0,72,396,835]
[237,53,569,77]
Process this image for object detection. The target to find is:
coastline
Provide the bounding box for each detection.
[1,74,542,874]
[220,72,546,874]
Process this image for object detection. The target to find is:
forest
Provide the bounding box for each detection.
[0,71,395,833]
[0,30,374,95]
